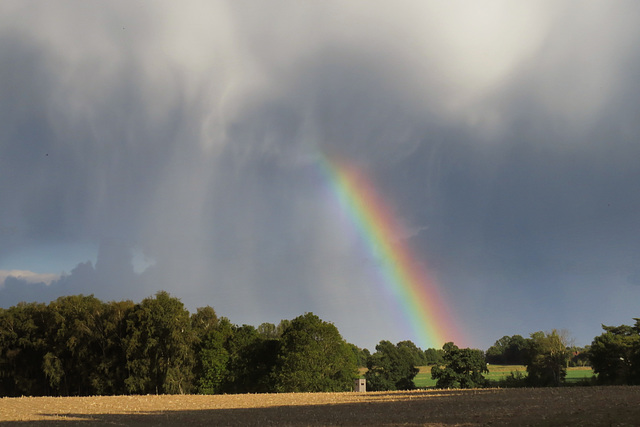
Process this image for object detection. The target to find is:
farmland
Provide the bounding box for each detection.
[1,386,639,425]
[402,365,594,388]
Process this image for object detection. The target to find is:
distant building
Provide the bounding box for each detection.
[354,378,366,392]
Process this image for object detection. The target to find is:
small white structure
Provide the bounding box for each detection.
[354,378,366,392]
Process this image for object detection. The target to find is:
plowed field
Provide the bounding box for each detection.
[1,386,639,426]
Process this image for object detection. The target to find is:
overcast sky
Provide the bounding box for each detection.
[1,1,639,351]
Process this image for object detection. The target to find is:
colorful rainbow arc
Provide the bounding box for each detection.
[318,152,463,349]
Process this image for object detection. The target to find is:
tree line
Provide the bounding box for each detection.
[393,322,639,390]
[479,319,640,387]
[0,291,442,396]
[1,292,638,395]
[0,292,363,396]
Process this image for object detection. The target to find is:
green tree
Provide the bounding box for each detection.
[276,319,291,336]
[195,317,233,394]
[1,298,134,397]
[191,306,228,394]
[124,291,195,394]
[365,340,419,391]
[91,300,135,395]
[45,295,107,395]
[504,335,528,365]
[589,320,640,385]
[348,343,370,367]
[0,302,52,396]
[424,348,444,365]
[191,306,219,338]
[397,340,427,366]
[486,336,509,364]
[257,322,279,339]
[222,324,279,393]
[524,330,570,387]
[273,313,357,392]
[431,342,488,389]
[486,335,527,365]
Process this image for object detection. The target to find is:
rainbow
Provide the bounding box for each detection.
[318,152,463,349]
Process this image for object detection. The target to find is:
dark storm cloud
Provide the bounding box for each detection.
[1,1,640,349]
[1,38,156,238]
[627,271,640,286]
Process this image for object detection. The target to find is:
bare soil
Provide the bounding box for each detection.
[1,386,639,426]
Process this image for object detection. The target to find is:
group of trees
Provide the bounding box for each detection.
[365,341,418,391]
[0,291,453,397]
[432,342,487,389]
[482,330,582,387]
[482,319,640,388]
[364,320,639,391]
[2,291,638,396]
[0,292,360,396]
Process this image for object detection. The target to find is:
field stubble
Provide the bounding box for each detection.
[1,386,639,426]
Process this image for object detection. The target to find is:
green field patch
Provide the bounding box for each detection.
[359,365,594,388]
[414,365,594,388]
[565,367,595,383]
[414,371,438,388]
[484,364,526,379]
[484,365,594,382]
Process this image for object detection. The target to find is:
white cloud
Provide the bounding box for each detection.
[0,270,60,285]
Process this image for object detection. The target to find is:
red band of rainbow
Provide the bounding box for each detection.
[318,152,464,349]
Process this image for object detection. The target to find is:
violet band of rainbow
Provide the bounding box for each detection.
[318,151,464,349]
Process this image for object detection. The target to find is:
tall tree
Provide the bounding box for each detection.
[44,295,106,395]
[589,320,640,385]
[257,322,279,339]
[524,330,570,387]
[276,319,291,336]
[431,342,488,389]
[348,343,370,368]
[424,348,444,366]
[486,335,528,365]
[0,302,52,396]
[92,299,135,395]
[191,306,219,339]
[195,317,233,394]
[397,340,427,366]
[365,340,419,391]
[124,291,195,394]
[273,313,357,392]
[222,324,277,393]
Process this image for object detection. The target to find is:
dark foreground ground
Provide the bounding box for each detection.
[1,386,639,426]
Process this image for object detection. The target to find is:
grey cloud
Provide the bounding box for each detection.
[627,270,640,287]
[2,2,640,349]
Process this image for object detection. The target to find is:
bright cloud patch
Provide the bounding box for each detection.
[0,270,60,285]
